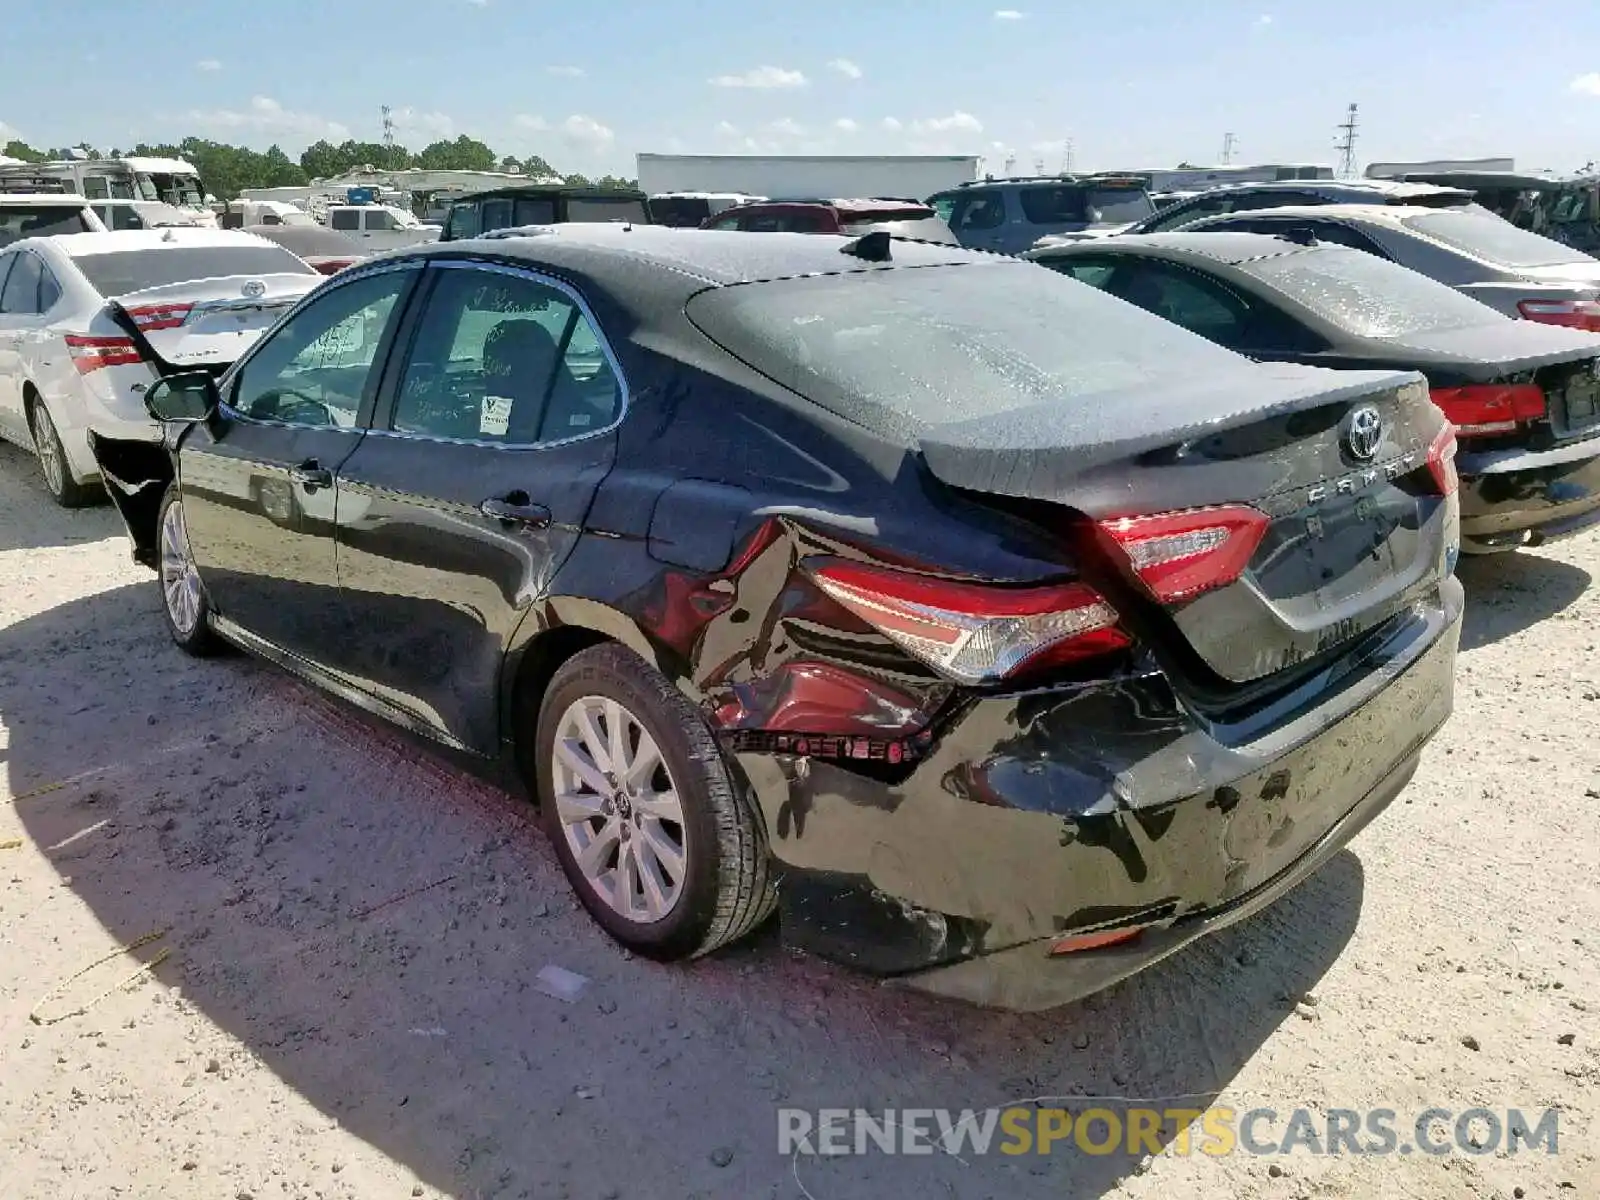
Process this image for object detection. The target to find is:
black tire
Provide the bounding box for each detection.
[156,485,222,656]
[535,642,776,960]
[28,398,97,508]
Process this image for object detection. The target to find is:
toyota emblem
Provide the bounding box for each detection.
[242,279,267,299]
[1342,405,1384,461]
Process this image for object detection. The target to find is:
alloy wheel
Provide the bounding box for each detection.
[32,407,65,497]
[550,695,688,923]
[160,499,204,637]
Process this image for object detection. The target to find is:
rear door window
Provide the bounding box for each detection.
[1037,257,1120,288]
[947,192,1006,231]
[446,203,481,240]
[514,197,557,226]
[480,199,514,233]
[329,209,360,232]
[390,267,622,444]
[1107,261,1253,347]
[1018,186,1088,226]
[0,252,44,315]
[0,204,94,246]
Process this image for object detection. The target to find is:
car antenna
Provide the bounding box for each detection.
[840,230,892,261]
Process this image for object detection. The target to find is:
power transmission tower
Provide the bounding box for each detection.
[1062,138,1075,174]
[381,105,397,162]
[1221,132,1237,165]
[1335,104,1359,178]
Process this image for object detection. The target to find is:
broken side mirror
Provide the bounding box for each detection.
[145,371,219,423]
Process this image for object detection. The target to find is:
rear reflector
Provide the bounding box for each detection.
[808,561,1129,684]
[1430,383,1546,437]
[1427,425,1459,497]
[124,302,194,332]
[65,334,142,373]
[1050,927,1143,955]
[1096,505,1269,603]
[1517,298,1600,332]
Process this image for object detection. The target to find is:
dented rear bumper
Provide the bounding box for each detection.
[733,580,1462,1010]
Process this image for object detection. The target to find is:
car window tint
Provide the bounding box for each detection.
[0,253,44,315]
[928,194,957,221]
[36,262,60,310]
[81,176,110,200]
[1038,258,1119,288]
[0,254,14,300]
[111,204,144,231]
[705,213,742,231]
[949,193,1005,231]
[329,209,359,231]
[231,269,411,427]
[1019,186,1088,225]
[1232,190,1322,211]
[479,199,514,233]
[1108,263,1250,346]
[514,198,557,226]
[0,205,94,247]
[1140,195,1234,233]
[446,204,481,240]
[1086,188,1155,223]
[391,268,622,444]
[1303,222,1391,257]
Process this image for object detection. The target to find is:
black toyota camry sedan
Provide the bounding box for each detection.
[1027,231,1600,554]
[90,226,1463,1011]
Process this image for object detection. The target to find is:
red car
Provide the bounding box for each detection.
[701,198,959,243]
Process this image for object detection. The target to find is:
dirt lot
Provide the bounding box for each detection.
[0,439,1596,1200]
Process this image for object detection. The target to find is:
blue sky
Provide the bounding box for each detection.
[3,1,1598,178]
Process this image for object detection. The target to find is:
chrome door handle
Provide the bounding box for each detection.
[480,495,551,528]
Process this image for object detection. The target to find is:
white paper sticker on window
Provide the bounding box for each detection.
[481,394,513,436]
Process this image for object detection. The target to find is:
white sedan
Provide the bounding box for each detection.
[0,227,323,505]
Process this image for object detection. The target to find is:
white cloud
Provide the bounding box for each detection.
[709,65,807,89]
[881,116,903,132]
[834,117,859,133]
[714,120,740,137]
[561,114,614,150]
[546,65,585,78]
[391,107,455,139]
[912,111,983,134]
[1571,73,1600,97]
[466,0,488,6]
[769,118,806,137]
[196,58,222,72]
[827,58,863,80]
[993,9,1025,18]
[514,114,549,132]
[1253,13,1273,28]
[0,119,22,143]
[186,95,351,143]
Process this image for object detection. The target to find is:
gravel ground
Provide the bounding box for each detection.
[0,439,1596,1200]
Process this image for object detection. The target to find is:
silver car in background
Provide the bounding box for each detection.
[1183,203,1600,332]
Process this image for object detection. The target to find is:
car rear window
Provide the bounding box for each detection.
[1019,186,1089,225]
[1402,210,1592,268]
[0,204,94,247]
[648,196,712,227]
[1088,188,1156,223]
[1239,246,1505,337]
[685,260,1258,436]
[566,196,648,223]
[72,245,316,296]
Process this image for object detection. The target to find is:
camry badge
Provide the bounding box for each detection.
[1342,405,1384,462]
[242,279,267,299]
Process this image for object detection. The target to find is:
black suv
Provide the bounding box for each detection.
[926,175,1154,254]
[441,185,650,241]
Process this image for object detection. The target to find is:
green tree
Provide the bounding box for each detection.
[2,140,46,162]
[415,135,496,172]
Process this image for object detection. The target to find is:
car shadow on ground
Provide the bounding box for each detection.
[0,446,118,553]
[1456,549,1593,652]
[4,584,1367,1200]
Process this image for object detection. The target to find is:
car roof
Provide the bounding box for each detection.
[1181,178,1469,199]
[0,192,91,204]
[454,184,647,202]
[38,228,280,256]
[1030,230,1315,266]
[404,223,983,287]
[1187,202,1448,227]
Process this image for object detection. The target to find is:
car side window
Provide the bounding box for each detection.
[479,199,514,233]
[1107,262,1252,348]
[1039,258,1119,289]
[0,254,15,303]
[230,269,412,427]
[329,209,360,232]
[112,205,144,231]
[365,209,398,231]
[1231,190,1322,211]
[1304,221,1393,258]
[81,176,109,200]
[390,267,622,445]
[446,204,481,240]
[705,213,743,231]
[1141,195,1235,233]
[36,261,60,311]
[0,252,44,315]
[948,192,1006,231]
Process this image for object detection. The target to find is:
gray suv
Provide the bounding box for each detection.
[927,176,1154,255]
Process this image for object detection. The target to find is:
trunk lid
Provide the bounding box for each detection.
[107,274,316,370]
[919,363,1453,685]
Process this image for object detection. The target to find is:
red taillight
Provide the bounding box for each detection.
[124,302,194,332]
[1096,505,1269,603]
[1430,383,1546,437]
[808,561,1129,684]
[65,334,142,374]
[1426,425,1459,497]
[1517,298,1600,332]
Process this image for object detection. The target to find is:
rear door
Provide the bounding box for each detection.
[178,263,421,662]
[0,251,54,441]
[0,252,24,437]
[331,260,624,754]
